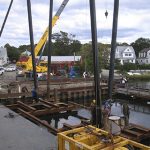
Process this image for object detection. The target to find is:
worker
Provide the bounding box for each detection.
[32,88,39,102]
[103,99,112,116]
[91,99,96,125]
[122,103,130,126]
[83,72,87,78]
[21,86,28,102]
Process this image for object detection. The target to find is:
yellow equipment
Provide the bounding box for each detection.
[58,125,150,150]
[17,0,69,73]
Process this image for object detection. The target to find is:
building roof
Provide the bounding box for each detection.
[116,46,136,59]
[38,56,81,62]
[140,48,150,53]
[116,46,134,53]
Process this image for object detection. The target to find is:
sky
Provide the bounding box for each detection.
[0,0,150,47]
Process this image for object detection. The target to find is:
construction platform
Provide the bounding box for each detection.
[0,105,57,150]
[6,100,91,135]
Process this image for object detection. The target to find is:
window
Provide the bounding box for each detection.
[125,54,128,56]
[141,60,142,62]
[129,54,131,56]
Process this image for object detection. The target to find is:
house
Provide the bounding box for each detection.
[137,48,150,65]
[0,47,8,66]
[21,49,31,56]
[37,56,82,73]
[115,46,136,65]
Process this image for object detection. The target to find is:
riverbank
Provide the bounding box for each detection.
[127,74,150,80]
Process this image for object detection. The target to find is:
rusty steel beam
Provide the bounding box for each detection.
[0,92,31,99]
[121,123,150,142]
[63,123,83,130]
[30,103,53,109]
[40,99,59,108]
[17,101,36,112]
[6,104,19,109]
[18,108,59,135]
[31,105,76,116]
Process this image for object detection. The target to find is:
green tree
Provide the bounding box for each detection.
[131,37,150,57]
[47,31,82,56]
[4,43,20,62]
[97,43,110,69]
[18,44,31,53]
[78,43,93,73]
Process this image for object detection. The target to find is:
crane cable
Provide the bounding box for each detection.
[105,0,108,19]
[0,0,13,38]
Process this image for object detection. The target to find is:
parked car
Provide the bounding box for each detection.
[0,68,4,75]
[5,66,16,71]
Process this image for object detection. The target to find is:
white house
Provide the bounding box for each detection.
[137,48,150,65]
[0,47,8,66]
[115,46,136,65]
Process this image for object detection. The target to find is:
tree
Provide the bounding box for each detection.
[131,37,150,57]
[18,44,31,53]
[48,31,82,56]
[78,43,93,73]
[4,43,20,62]
[97,43,110,69]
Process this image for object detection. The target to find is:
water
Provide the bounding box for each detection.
[111,103,150,128]
[39,102,150,129]
[128,81,150,90]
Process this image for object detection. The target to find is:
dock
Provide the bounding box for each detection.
[114,87,150,100]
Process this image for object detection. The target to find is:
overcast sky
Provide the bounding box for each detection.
[0,0,150,47]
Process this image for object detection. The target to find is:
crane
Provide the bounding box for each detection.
[16,0,69,73]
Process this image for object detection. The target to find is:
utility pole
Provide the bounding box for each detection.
[108,0,119,99]
[47,0,53,100]
[89,0,102,128]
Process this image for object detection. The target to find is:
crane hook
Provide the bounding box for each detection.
[105,10,108,19]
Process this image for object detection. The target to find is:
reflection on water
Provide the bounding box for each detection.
[50,116,81,129]
[39,102,150,129]
[128,81,150,89]
[111,103,150,128]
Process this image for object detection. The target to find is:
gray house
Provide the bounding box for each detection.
[115,46,136,65]
[0,47,8,66]
[137,48,150,65]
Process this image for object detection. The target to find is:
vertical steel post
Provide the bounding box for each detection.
[0,0,13,38]
[89,0,102,128]
[27,0,38,95]
[108,0,119,99]
[47,0,53,100]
